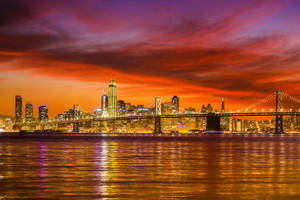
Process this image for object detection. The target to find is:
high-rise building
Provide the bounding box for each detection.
[94,108,102,118]
[15,95,22,124]
[108,80,117,117]
[39,105,48,122]
[162,102,173,115]
[172,96,179,114]
[201,104,214,113]
[101,94,108,116]
[25,102,33,123]
[117,100,126,116]
[221,96,225,113]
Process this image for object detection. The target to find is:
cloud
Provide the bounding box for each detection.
[0,0,300,112]
[0,0,37,26]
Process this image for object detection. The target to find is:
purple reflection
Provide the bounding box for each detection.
[37,142,48,198]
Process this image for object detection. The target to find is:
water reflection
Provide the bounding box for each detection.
[0,135,300,199]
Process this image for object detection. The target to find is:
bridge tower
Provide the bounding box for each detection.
[275,90,284,134]
[154,97,162,133]
[221,95,225,113]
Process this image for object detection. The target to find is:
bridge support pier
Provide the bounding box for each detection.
[154,117,162,133]
[275,114,283,134]
[275,90,284,134]
[73,122,79,133]
[206,114,221,132]
[195,117,200,129]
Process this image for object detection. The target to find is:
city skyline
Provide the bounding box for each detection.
[1,0,300,117]
[8,79,221,119]
[2,1,300,199]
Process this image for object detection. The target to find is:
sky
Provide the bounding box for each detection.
[0,0,300,117]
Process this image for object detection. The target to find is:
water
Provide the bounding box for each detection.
[1,134,300,199]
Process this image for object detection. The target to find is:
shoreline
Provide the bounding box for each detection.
[0,132,298,141]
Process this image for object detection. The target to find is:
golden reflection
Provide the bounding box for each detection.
[1,135,300,199]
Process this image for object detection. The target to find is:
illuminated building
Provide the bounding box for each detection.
[172,96,179,114]
[201,104,214,113]
[184,107,196,114]
[101,94,108,116]
[117,100,126,116]
[94,108,102,117]
[39,105,48,122]
[125,102,132,115]
[25,102,33,123]
[108,80,117,117]
[57,105,81,121]
[15,95,22,124]
[65,109,74,120]
[4,118,13,131]
[58,114,64,121]
[162,102,172,115]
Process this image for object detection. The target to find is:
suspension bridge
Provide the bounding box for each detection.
[32,90,300,134]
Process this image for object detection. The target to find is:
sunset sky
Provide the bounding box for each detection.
[1,0,300,117]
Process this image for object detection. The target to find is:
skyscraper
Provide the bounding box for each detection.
[101,93,108,116]
[15,95,22,124]
[108,80,117,117]
[172,96,179,114]
[39,105,48,122]
[25,102,33,123]
[117,100,126,115]
[221,96,225,113]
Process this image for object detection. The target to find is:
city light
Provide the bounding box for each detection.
[0,84,298,134]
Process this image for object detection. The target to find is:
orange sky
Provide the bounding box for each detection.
[1,0,300,118]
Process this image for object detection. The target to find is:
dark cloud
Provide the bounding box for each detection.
[10,35,295,99]
[0,31,66,52]
[0,0,37,26]
[0,0,299,108]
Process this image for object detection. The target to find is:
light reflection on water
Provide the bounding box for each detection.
[1,135,300,199]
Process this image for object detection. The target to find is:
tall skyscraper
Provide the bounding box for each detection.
[101,93,108,116]
[117,100,126,115]
[172,96,179,114]
[221,96,225,113]
[25,102,33,123]
[108,80,117,117]
[15,95,22,124]
[39,105,48,122]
